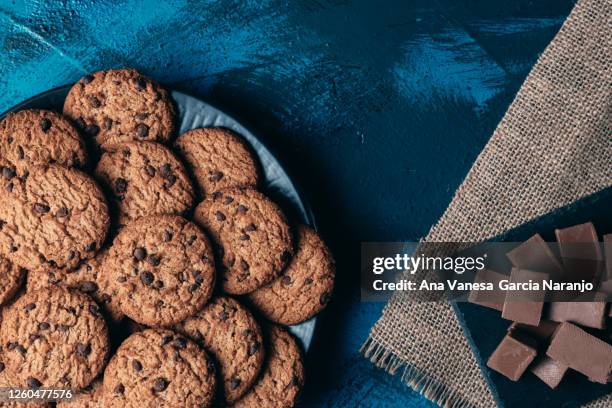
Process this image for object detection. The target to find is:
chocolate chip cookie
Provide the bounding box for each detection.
[247,225,334,325]
[56,378,103,408]
[174,128,259,196]
[231,325,304,408]
[27,249,124,322]
[175,296,264,403]
[0,165,110,271]
[0,351,49,407]
[194,188,293,294]
[105,215,215,327]
[0,287,109,390]
[0,109,87,193]
[95,141,194,224]
[63,69,175,148]
[0,257,26,307]
[102,329,216,408]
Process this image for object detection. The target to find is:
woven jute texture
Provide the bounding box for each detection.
[362,0,612,406]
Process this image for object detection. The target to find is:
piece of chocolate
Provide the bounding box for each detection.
[530,356,568,389]
[555,222,603,283]
[468,269,507,311]
[502,268,547,326]
[546,322,612,384]
[600,234,612,295]
[508,320,559,345]
[547,292,607,329]
[506,234,563,279]
[487,332,538,381]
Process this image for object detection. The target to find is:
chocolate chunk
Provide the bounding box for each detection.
[219,311,228,321]
[103,117,113,130]
[236,204,248,213]
[159,163,172,178]
[132,359,142,372]
[27,377,42,389]
[468,269,507,311]
[188,283,200,293]
[507,320,559,344]
[16,146,24,159]
[38,322,50,330]
[530,357,568,389]
[136,123,149,138]
[153,377,169,392]
[24,303,36,311]
[0,362,4,373]
[487,332,537,381]
[134,77,147,91]
[144,164,156,177]
[5,182,13,193]
[76,342,91,357]
[147,254,161,266]
[506,234,563,278]
[162,230,173,242]
[555,222,603,283]
[88,95,101,108]
[305,278,313,285]
[239,234,250,241]
[33,203,50,214]
[40,118,52,132]
[244,223,257,232]
[248,343,260,356]
[153,280,164,289]
[56,207,69,218]
[501,268,547,326]
[82,74,94,84]
[187,235,197,245]
[547,292,607,329]
[1,166,15,179]
[546,322,612,384]
[282,275,292,286]
[133,247,147,261]
[223,196,234,204]
[114,383,125,394]
[174,337,187,349]
[240,260,249,271]
[115,178,128,194]
[140,271,154,286]
[215,211,226,221]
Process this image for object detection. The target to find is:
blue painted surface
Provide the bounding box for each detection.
[0,1,574,406]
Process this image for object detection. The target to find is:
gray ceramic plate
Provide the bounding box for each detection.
[1,86,317,351]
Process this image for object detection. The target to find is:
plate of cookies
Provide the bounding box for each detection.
[0,68,335,407]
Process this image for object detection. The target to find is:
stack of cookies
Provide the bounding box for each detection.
[0,69,335,407]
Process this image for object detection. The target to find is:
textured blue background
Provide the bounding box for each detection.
[0,1,575,406]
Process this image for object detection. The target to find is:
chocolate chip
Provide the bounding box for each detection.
[16,344,26,355]
[244,223,257,232]
[280,251,292,262]
[135,112,149,120]
[305,278,313,285]
[0,362,4,373]
[56,207,69,217]
[282,275,292,286]
[239,234,250,241]
[116,276,127,283]
[209,171,223,182]
[24,303,36,311]
[76,342,91,357]
[103,117,113,130]
[153,280,164,289]
[17,146,24,159]
[57,324,70,332]
[159,163,172,178]
[33,203,50,214]
[114,383,125,394]
[0,220,4,230]
[188,283,200,293]
[187,235,197,245]
[174,337,187,349]
[211,191,221,200]
[133,247,147,261]
[215,211,226,221]
[85,242,97,252]
[134,77,147,91]
[136,123,149,138]
[132,359,142,372]
[100,294,111,304]
[80,281,98,293]
[230,378,241,390]
[1,166,15,179]
[115,178,128,194]
[40,118,52,132]
[140,271,154,286]
[223,196,234,204]
[237,204,248,213]
[291,376,300,386]
[162,230,172,242]
[161,335,173,345]
[84,124,99,137]
[4,183,12,193]
[240,260,249,271]
[145,164,156,176]
[248,343,260,356]
[82,74,94,84]
[147,254,161,266]
[6,136,12,144]
[320,292,331,305]
[6,342,17,350]
[89,304,101,317]
[219,311,228,321]
[9,244,17,253]
[38,322,50,330]
[163,175,177,188]
[153,377,169,392]
[27,377,42,389]
[88,96,101,108]
[122,148,131,157]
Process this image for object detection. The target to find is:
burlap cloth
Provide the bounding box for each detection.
[361,0,612,406]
